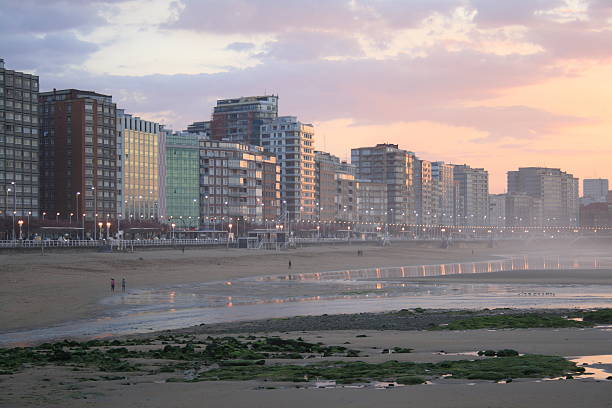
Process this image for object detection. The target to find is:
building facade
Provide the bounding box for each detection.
[199,140,280,228]
[39,89,117,228]
[505,192,543,227]
[261,116,315,221]
[356,180,387,225]
[415,158,433,225]
[117,111,164,221]
[165,131,200,228]
[453,165,489,226]
[211,95,278,145]
[315,151,357,222]
[0,58,40,227]
[352,144,416,225]
[489,193,506,227]
[431,162,455,226]
[582,179,609,205]
[507,167,579,226]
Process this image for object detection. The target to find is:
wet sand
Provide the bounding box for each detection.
[1,243,611,334]
[1,244,510,332]
[1,327,611,407]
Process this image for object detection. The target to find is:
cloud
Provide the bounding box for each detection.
[0,0,128,34]
[2,32,98,73]
[471,0,564,26]
[258,31,364,61]
[225,42,256,52]
[164,0,363,34]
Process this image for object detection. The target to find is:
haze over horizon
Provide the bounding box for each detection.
[3,0,612,193]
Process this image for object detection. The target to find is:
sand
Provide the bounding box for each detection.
[1,242,611,332]
[1,328,611,407]
[2,242,612,407]
[0,243,506,332]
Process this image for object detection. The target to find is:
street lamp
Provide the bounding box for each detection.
[17,219,23,240]
[56,212,60,223]
[42,212,46,222]
[70,212,74,225]
[75,191,81,222]
[171,223,176,240]
[92,186,97,240]
[27,211,31,239]
[82,213,86,240]
[98,222,103,239]
[106,222,111,239]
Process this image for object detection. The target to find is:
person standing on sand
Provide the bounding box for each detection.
[110,278,115,292]
[288,260,292,269]
[121,278,126,292]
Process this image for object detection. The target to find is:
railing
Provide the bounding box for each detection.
[0,238,228,249]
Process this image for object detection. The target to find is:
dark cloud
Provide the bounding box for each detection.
[1,32,98,72]
[0,0,128,34]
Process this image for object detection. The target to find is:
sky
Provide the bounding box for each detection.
[2,0,612,193]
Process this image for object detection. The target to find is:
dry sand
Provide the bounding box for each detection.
[1,328,610,408]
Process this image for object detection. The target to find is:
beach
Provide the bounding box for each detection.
[1,241,612,407]
[2,241,611,334]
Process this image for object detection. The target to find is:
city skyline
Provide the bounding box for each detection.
[3,0,611,193]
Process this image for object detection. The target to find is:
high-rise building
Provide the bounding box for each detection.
[351,144,416,224]
[165,131,200,228]
[315,151,357,222]
[261,116,315,221]
[431,162,455,226]
[489,194,506,227]
[211,95,278,145]
[582,179,609,205]
[507,167,579,226]
[186,120,211,137]
[0,58,40,231]
[453,165,489,226]
[415,158,433,225]
[116,110,165,222]
[505,192,543,227]
[39,89,117,228]
[199,140,280,228]
[356,180,387,225]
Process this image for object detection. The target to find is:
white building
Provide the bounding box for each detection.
[261,116,315,221]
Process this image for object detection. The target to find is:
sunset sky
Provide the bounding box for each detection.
[3,0,611,193]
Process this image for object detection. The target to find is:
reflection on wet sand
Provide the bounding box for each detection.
[2,255,612,346]
[259,256,610,283]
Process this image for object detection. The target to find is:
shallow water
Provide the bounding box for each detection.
[1,255,611,346]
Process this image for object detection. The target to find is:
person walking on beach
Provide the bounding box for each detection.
[110,278,115,292]
[121,278,126,292]
[288,260,292,269]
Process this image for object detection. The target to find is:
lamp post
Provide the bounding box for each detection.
[75,191,80,222]
[106,222,111,239]
[27,211,31,239]
[82,213,86,240]
[227,223,233,248]
[98,222,103,240]
[69,212,74,225]
[17,219,23,240]
[92,186,97,240]
[56,212,60,223]
[171,223,176,240]
[42,212,46,222]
